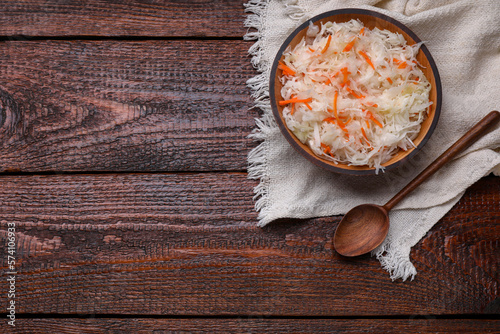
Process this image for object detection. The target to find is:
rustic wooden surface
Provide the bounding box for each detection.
[0,1,499,332]
[0,40,255,172]
[12,318,500,333]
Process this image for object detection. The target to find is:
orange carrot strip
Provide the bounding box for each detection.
[325,116,348,133]
[346,87,365,99]
[340,67,350,87]
[278,60,296,76]
[371,117,383,128]
[278,66,295,76]
[387,77,393,84]
[279,97,312,105]
[398,62,408,69]
[343,37,357,52]
[366,120,370,129]
[392,58,401,64]
[364,102,378,108]
[358,50,375,70]
[304,102,312,110]
[322,35,332,54]
[360,27,365,35]
[309,47,315,52]
[320,143,331,155]
[365,110,383,128]
[337,118,348,133]
[290,103,295,115]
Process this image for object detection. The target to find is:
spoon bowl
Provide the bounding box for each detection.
[333,111,500,257]
[334,204,389,257]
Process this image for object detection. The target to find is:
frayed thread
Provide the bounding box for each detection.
[245,0,273,226]
[245,0,306,226]
[244,0,269,70]
[373,243,417,281]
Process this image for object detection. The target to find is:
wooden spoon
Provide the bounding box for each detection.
[334,110,500,257]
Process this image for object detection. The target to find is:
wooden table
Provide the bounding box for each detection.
[0,1,498,332]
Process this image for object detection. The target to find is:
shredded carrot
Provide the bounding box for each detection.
[290,103,295,115]
[320,143,331,155]
[344,118,352,126]
[346,86,365,99]
[309,47,315,52]
[343,37,357,52]
[343,27,365,52]
[340,67,350,87]
[365,110,383,128]
[279,97,312,105]
[386,77,393,84]
[333,91,338,118]
[337,118,348,133]
[398,61,407,69]
[322,35,332,54]
[325,116,347,133]
[364,102,378,108]
[304,102,312,110]
[372,117,383,128]
[358,50,375,70]
[391,57,408,69]
[278,60,296,76]
[366,120,370,129]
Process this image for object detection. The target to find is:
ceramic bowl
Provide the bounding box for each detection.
[270,8,442,175]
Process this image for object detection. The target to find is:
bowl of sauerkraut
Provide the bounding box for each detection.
[270,8,441,175]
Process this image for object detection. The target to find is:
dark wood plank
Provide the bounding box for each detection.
[12,318,500,333]
[0,0,246,37]
[0,40,256,172]
[0,174,498,316]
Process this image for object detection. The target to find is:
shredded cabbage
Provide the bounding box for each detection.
[279,19,432,173]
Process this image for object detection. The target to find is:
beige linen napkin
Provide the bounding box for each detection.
[245,0,500,280]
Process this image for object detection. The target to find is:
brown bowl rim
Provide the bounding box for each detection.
[269,8,442,175]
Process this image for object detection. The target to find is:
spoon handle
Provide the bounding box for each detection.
[383,110,500,212]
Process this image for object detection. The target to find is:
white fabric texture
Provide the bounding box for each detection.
[245,0,500,281]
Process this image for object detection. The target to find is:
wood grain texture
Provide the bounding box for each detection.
[0,40,256,172]
[12,318,500,333]
[0,173,498,316]
[0,0,246,37]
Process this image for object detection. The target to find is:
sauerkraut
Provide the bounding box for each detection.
[279,19,432,173]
